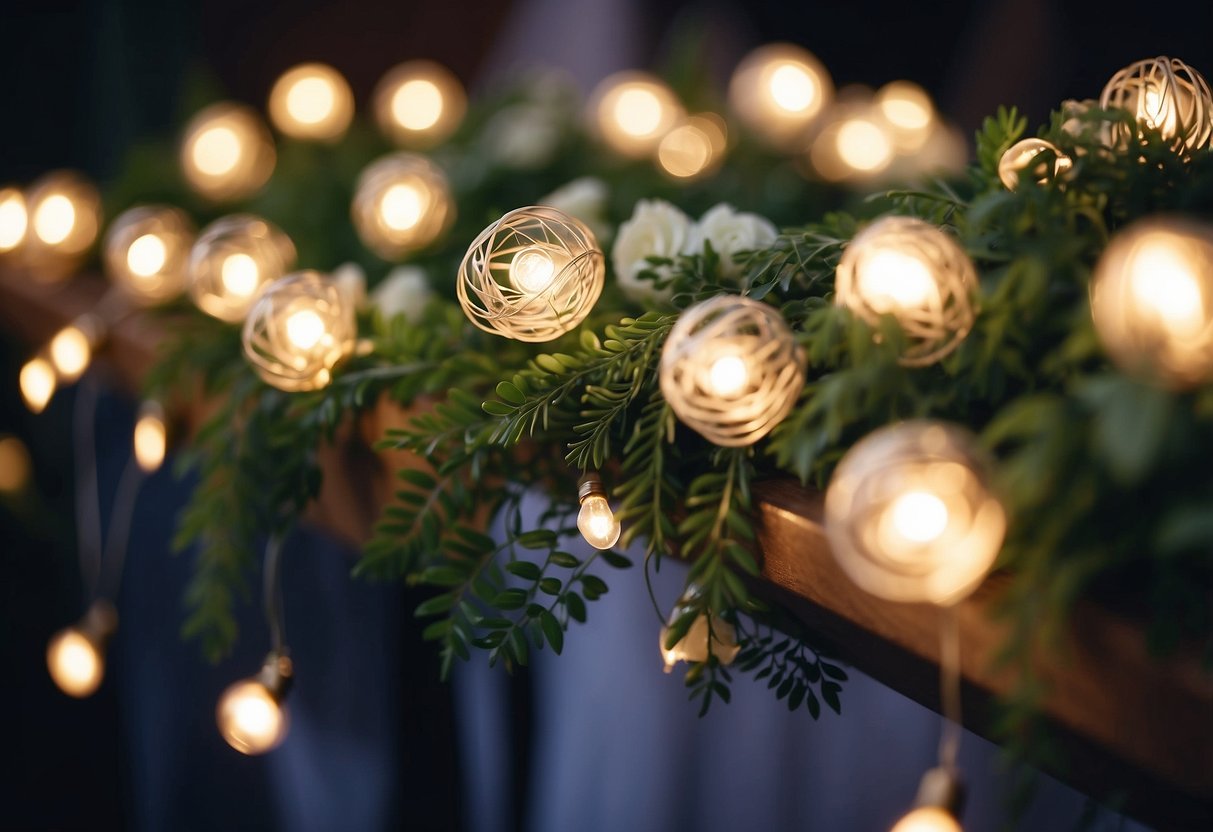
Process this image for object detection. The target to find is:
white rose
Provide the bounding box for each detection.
[486,104,563,169]
[611,199,693,304]
[540,177,610,243]
[332,261,367,310]
[371,265,433,324]
[687,204,778,278]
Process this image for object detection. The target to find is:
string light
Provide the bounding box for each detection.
[659,295,806,446]
[729,43,833,149]
[458,205,604,342]
[589,72,683,158]
[0,186,27,254]
[268,63,354,142]
[1089,217,1213,389]
[242,271,357,392]
[23,171,102,271]
[373,60,467,148]
[656,114,727,180]
[133,401,167,473]
[659,588,740,672]
[217,653,292,755]
[19,356,56,413]
[188,215,296,322]
[834,216,977,366]
[103,205,195,305]
[46,600,117,698]
[351,153,454,260]
[997,138,1073,190]
[1100,56,1212,154]
[811,110,896,182]
[824,420,1006,605]
[48,316,103,384]
[180,102,276,202]
[576,472,621,550]
[889,768,965,832]
[876,81,936,151]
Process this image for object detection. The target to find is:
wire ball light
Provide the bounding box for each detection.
[1100,56,1213,154]
[997,138,1073,191]
[1090,216,1213,389]
[351,152,454,261]
[188,215,296,323]
[824,420,1007,605]
[834,216,977,367]
[659,295,806,447]
[242,271,357,392]
[373,60,467,148]
[23,171,103,272]
[180,102,277,202]
[103,205,195,305]
[457,206,604,342]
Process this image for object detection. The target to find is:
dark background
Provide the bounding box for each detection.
[1,1,1211,830]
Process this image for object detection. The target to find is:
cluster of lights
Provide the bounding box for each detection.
[19,315,105,413]
[0,172,103,278]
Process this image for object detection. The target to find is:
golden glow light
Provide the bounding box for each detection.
[657,114,727,180]
[268,63,354,142]
[1090,217,1213,388]
[20,357,56,413]
[1100,56,1212,153]
[180,103,276,201]
[104,205,195,305]
[217,680,287,755]
[47,629,104,698]
[373,60,467,147]
[836,117,894,172]
[997,138,1073,190]
[0,187,27,253]
[729,43,833,149]
[22,172,101,267]
[128,234,166,276]
[590,72,683,158]
[660,295,806,446]
[825,420,1006,605]
[877,81,935,151]
[352,153,454,261]
[890,807,962,832]
[509,247,563,294]
[133,402,167,473]
[834,216,977,366]
[188,215,296,322]
[0,435,32,494]
[49,324,92,382]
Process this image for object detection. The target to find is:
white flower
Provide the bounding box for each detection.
[611,199,693,304]
[486,104,563,169]
[371,265,433,324]
[332,262,367,310]
[687,204,778,278]
[541,177,610,243]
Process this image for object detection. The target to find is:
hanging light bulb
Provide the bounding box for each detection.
[890,768,965,832]
[997,138,1073,190]
[133,401,167,473]
[22,171,102,274]
[1090,217,1213,389]
[656,114,728,180]
[48,315,103,384]
[351,153,454,261]
[242,271,357,392]
[180,102,277,202]
[658,587,740,672]
[576,472,621,549]
[824,420,1006,605]
[589,72,683,159]
[217,652,292,755]
[0,186,28,254]
[20,356,56,413]
[373,60,467,148]
[268,63,355,142]
[729,43,833,149]
[46,600,117,698]
[188,215,296,322]
[458,206,604,342]
[659,295,806,447]
[834,216,977,366]
[1100,56,1212,154]
[103,205,195,305]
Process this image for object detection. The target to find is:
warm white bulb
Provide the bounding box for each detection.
[707,354,749,398]
[836,119,894,172]
[889,491,950,544]
[285,308,326,350]
[47,628,104,698]
[49,325,91,381]
[0,190,27,251]
[860,250,938,312]
[217,680,287,755]
[286,76,335,125]
[380,183,425,231]
[193,126,242,176]
[889,806,962,832]
[134,408,167,473]
[126,233,167,278]
[392,80,444,131]
[614,88,664,138]
[33,194,76,245]
[769,63,817,113]
[510,247,557,294]
[578,494,621,549]
[20,357,56,413]
[221,253,261,298]
[1130,241,1205,338]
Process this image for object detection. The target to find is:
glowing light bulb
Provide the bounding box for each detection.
[729,44,833,148]
[657,115,726,180]
[269,63,354,141]
[877,81,935,151]
[374,61,466,147]
[707,354,749,398]
[221,253,260,298]
[1129,241,1204,338]
[0,435,32,494]
[181,103,276,201]
[127,233,167,277]
[285,308,326,350]
[0,188,27,252]
[837,118,894,172]
[380,184,425,231]
[860,250,938,312]
[659,608,741,672]
[49,325,92,382]
[615,88,663,137]
[194,126,242,176]
[997,138,1073,190]
[393,80,443,130]
[287,78,333,124]
[510,248,557,294]
[47,629,104,698]
[769,63,817,113]
[33,194,76,245]
[889,491,949,544]
[577,473,621,549]
[133,403,167,473]
[890,807,962,832]
[217,680,287,755]
[20,357,56,413]
[590,73,683,158]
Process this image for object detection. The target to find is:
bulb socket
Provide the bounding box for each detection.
[577,472,606,504]
[914,766,965,819]
[255,651,294,702]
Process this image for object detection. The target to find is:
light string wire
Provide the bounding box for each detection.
[938,603,963,771]
[263,532,287,654]
[97,457,145,601]
[72,375,103,599]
